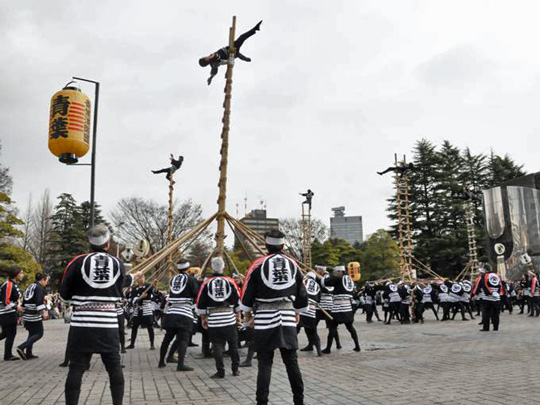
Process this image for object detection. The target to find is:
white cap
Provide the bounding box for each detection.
[211,257,225,274]
[88,224,110,246]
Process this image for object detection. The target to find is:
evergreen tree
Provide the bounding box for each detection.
[48,193,87,281]
[80,201,110,231]
[358,229,399,280]
[488,152,526,187]
[386,140,528,278]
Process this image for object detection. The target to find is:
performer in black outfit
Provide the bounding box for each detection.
[60,224,126,405]
[199,20,262,85]
[0,267,24,361]
[196,257,242,378]
[299,271,322,356]
[300,189,314,210]
[152,154,183,182]
[377,162,414,176]
[241,229,308,405]
[127,274,157,350]
[363,283,382,323]
[480,266,504,332]
[17,273,49,360]
[321,266,360,353]
[158,260,199,371]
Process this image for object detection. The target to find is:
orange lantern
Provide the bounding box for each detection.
[48,83,91,164]
[347,261,361,282]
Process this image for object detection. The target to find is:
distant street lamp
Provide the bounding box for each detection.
[48,77,100,227]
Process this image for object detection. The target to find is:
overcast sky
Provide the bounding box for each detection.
[2,1,540,239]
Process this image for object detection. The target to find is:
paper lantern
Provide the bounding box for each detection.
[48,85,91,164]
[347,261,361,282]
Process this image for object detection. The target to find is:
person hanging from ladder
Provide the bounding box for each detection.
[199,20,263,86]
[300,189,314,210]
[151,154,183,183]
[377,162,414,176]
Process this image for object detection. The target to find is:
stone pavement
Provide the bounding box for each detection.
[2,311,540,405]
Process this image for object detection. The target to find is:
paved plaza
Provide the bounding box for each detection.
[2,312,540,405]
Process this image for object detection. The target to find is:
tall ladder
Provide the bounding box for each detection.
[395,154,414,281]
[301,202,312,268]
[465,189,478,280]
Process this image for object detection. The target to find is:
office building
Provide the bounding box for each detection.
[330,206,363,246]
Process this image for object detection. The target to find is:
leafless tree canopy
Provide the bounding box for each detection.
[110,197,208,253]
[279,217,329,259]
[27,189,54,267]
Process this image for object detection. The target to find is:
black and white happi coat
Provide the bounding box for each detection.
[448,282,464,304]
[437,283,450,303]
[317,281,334,321]
[421,285,435,304]
[130,283,157,327]
[322,274,355,323]
[0,279,21,326]
[481,273,504,302]
[300,276,321,329]
[241,254,308,351]
[22,282,46,324]
[162,273,199,331]
[60,252,126,354]
[196,274,241,342]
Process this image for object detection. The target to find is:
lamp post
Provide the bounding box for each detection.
[72,77,100,228]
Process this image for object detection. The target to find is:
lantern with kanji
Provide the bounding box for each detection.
[347,261,361,282]
[48,83,91,164]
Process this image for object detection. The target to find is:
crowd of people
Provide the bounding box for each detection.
[0,223,532,405]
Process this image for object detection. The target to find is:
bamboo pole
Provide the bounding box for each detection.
[130,213,217,275]
[223,249,241,276]
[224,216,254,261]
[167,174,174,283]
[215,16,237,257]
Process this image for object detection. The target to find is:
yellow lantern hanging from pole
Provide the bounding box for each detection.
[48,82,91,164]
[347,261,361,282]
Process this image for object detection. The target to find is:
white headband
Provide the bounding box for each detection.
[88,230,110,246]
[178,262,190,270]
[315,265,326,271]
[211,257,225,273]
[334,265,346,272]
[266,236,284,246]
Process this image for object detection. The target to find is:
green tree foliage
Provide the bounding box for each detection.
[228,249,251,275]
[0,193,40,284]
[47,193,87,281]
[311,238,360,267]
[80,201,109,231]
[358,229,399,281]
[387,139,526,277]
[0,146,40,284]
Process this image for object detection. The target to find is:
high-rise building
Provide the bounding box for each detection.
[234,209,279,250]
[330,206,363,246]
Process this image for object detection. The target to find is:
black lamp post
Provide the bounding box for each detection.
[68,76,100,228]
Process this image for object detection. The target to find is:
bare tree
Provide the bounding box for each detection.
[110,197,209,253]
[279,217,329,259]
[19,194,33,250]
[28,189,54,267]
